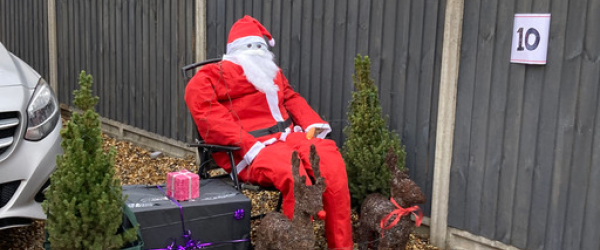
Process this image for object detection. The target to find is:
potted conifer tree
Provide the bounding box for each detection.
[342,55,406,208]
[42,71,142,250]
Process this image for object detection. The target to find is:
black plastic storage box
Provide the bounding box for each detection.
[123,179,251,250]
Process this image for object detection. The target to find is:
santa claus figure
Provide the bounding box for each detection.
[185,15,353,249]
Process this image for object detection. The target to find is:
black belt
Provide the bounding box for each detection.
[248,117,293,137]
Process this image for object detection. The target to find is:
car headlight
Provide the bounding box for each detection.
[25,79,60,141]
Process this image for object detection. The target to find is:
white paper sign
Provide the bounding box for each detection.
[510,13,551,65]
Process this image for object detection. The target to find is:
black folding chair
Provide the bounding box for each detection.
[182,58,282,219]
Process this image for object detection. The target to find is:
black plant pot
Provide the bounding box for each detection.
[119,204,145,250]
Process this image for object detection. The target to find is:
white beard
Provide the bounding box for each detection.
[223,49,280,95]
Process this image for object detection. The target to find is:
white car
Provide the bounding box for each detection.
[0,42,62,229]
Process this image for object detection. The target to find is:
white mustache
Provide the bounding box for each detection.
[223,50,280,95]
[241,49,267,57]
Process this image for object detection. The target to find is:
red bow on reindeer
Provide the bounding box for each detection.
[379,197,423,237]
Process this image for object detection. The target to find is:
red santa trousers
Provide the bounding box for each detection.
[238,132,354,249]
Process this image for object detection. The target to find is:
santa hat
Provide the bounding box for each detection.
[226,15,276,54]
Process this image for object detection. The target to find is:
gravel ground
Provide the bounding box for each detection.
[0,133,437,250]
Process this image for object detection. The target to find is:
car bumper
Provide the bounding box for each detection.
[0,119,61,225]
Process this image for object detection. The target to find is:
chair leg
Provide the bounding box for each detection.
[227,151,241,190]
[197,149,212,178]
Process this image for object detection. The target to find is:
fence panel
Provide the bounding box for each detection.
[449,0,600,249]
[53,0,197,143]
[0,0,49,82]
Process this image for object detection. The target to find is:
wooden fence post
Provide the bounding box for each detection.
[431,0,464,248]
[196,0,206,63]
[48,0,58,96]
[189,0,206,164]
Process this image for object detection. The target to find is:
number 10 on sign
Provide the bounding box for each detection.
[510,13,551,65]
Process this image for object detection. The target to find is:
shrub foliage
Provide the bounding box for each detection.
[342,55,406,208]
[43,71,137,250]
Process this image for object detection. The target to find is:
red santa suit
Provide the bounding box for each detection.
[184,15,353,249]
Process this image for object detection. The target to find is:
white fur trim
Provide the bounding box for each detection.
[227,36,267,54]
[235,141,265,174]
[279,127,292,141]
[307,123,332,139]
[235,161,248,175]
[265,91,284,122]
[244,141,265,165]
[263,138,277,145]
[268,38,275,47]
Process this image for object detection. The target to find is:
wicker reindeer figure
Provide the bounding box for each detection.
[255,145,326,250]
[357,148,426,250]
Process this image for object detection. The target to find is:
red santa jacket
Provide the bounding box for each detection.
[184,60,331,173]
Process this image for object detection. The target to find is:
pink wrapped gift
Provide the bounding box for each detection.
[166,170,199,201]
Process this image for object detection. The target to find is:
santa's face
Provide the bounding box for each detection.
[223,42,280,95]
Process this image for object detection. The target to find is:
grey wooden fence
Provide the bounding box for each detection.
[1,0,198,143]
[0,0,50,81]
[0,0,443,217]
[6,1,598,249]
[448,0,600,249]
[206,0,445,216]
[54,0,198,143]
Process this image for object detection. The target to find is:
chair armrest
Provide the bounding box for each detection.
[187,142,240,152]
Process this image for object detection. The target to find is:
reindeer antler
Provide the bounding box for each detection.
[291,151,302,184]
[309,145,326,192]
[386,146,407,178]
[385,147,397,170]
[309,145,321,179]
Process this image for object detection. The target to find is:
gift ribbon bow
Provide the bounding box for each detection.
[379,197,423,237]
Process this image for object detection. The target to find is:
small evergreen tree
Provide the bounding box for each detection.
[43,71,137,250]
[342,55,406,208]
